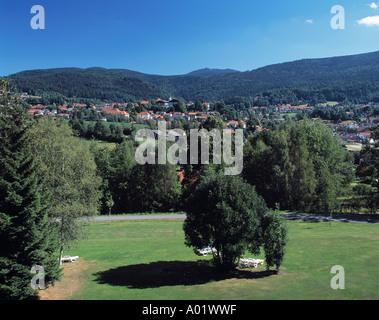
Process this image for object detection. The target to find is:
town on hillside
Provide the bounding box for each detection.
[24,95,379,149]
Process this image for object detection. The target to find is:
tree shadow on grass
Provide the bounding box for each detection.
[93,260,276,289]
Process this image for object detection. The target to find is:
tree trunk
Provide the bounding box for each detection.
[59,243,64,266]
[59,220,64,265]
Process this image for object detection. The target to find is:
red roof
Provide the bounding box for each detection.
[102,107,128,115]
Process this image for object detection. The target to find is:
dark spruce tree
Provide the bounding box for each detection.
[0,109,61,300]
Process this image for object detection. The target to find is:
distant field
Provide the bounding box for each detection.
[44,217,379,300]
[281,112,297,118]
[326,101,339,106]
[83,140,117,150]
[345,143,363,151]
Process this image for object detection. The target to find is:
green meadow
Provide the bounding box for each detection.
[60,218,379,300]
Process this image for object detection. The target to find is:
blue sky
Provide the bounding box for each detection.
[1,0,379,76]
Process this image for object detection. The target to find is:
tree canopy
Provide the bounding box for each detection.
[183,172,287,271]
[243,120,354,213]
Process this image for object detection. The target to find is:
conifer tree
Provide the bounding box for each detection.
[0,110,60,300]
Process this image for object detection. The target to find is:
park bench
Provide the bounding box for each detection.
[61,255,79,263]
[195,247,216,256]
[239,258,264,268]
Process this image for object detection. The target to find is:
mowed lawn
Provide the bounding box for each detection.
[57,218,379,300]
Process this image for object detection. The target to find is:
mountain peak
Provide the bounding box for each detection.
[186,68,241,77]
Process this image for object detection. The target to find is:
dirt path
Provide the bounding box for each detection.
[38,260,94,300]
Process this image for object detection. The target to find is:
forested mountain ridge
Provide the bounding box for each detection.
[6,50,379,104]
[8,67,170,104]
[185,68,241,77]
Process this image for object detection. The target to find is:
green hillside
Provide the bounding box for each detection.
[8,67,169,104]
[6,50,379,104]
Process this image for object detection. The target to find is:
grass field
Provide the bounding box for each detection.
[49,218,379,300]
[326,101,340,106]
[280,112,297,118]
[345,143,363,152]
[83,139,118,150]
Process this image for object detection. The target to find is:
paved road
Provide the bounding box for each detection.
[93,214,379,224]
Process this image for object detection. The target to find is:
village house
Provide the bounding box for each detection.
[173,112,185,119]
[254,125,263,134]
[187,112,197,120]
[196,115,208,122]
[166,98,180,108]
[358,131,373,143]
[155,98,168,107]
[101,107,129,119]
[227,121,239,129]
[227,120,246,129]
[28,109,43,116]
[202,102,210,111]
[137,111,152,120]
[342,121,359,130]
[155,98,180,108]
[58,105,68,112]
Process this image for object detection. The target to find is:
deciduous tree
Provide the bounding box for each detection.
[27,119,101,264]
[183,172,287,271]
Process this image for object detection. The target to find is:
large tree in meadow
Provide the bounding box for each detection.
[183,171,287,271]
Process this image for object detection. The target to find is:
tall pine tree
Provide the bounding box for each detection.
[0,109,60,300]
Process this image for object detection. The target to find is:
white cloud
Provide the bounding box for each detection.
[357,15,379,26]
[305,19,313,24]
[369,2,379,9]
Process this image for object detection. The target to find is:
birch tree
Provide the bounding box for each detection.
[28,119,101,264]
